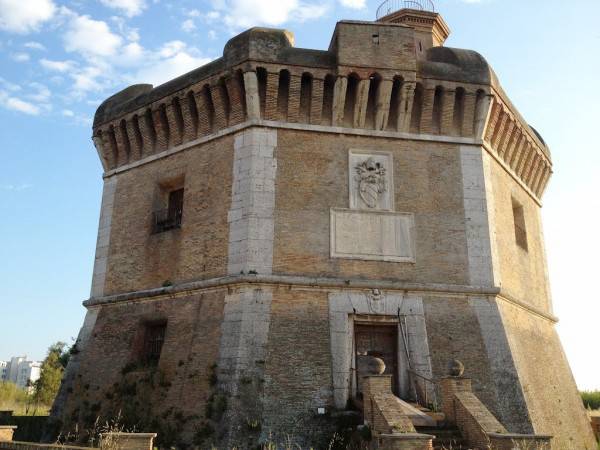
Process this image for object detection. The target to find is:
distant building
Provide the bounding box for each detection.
[0,361,7,381]
[1,357,42,391]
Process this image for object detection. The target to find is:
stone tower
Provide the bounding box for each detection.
[53,2,595,449]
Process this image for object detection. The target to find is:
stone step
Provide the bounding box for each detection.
[416,426,469,449]
[416,426,459,435]
[433,442,469,450]
[408,402,431,412]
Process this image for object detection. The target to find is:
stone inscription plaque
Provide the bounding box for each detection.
[330,208,415,263]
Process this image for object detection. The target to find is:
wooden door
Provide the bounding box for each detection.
[354,323,398,396]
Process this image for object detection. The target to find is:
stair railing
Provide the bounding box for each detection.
[408,368,439,411]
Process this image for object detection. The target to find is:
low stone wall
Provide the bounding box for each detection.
[0,427,17,442]
[376,433,433,450]
[487,433,552,450]
[440,376,552,450]
[363,376,415,435]
[453,390,506,448]
[0,433,156,450]
[99,433,156,450]
[0,412,50,443]
[591,415,600,441]
[0,442,90,450]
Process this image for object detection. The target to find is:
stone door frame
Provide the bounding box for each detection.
[328,290,433,409]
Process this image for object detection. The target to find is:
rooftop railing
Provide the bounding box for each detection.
[376,0,435,20]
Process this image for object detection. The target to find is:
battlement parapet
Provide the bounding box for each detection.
[92,20,551,199]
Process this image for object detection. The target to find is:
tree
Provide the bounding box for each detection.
[33,342,70,405]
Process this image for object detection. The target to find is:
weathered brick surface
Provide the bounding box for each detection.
[59,290,226,444]
[103,135,233,295]
[498,301,597,449]
[590,416,600,440]
[264,71,279,121]
[461,91,476,137]
[363,376,415,434]
[422,296,502,419]
[273,129,469,285]
[489,163,551,312]
[225,75,245,126]
[310,78,324,125]
[260,289,333,444]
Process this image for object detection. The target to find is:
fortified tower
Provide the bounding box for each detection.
[53,1,595,448]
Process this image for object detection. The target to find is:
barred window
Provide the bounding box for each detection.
[142,322,166,364]
[512,199,528,251]
[153,188,184,234]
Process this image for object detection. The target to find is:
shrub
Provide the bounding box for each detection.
[581,391,600,410]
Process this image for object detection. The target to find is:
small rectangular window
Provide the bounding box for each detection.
[153,188,184,233]
[142,322,166,365]
[512,199,528,251]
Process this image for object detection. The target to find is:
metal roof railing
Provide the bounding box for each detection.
[376,0,435,20]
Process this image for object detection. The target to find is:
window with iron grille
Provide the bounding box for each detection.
[512,199,528,251]
[142,322,166,364]
[153,188,184,233]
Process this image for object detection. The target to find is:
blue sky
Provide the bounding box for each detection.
[0,0,598,390]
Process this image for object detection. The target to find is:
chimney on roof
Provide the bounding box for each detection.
[376,0,450,58]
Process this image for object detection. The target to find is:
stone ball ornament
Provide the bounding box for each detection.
[448,359,465,377]
[367,356,386,375]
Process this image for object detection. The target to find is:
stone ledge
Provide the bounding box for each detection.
[83,274,558,322]
[84,274,500,307]
[379,433,434,439]
[487,433,553,440]
[376,433,435,450]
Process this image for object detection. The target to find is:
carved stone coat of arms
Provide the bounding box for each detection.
[355,157,387,209]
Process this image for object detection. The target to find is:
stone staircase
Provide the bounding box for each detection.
[409,403,469,450]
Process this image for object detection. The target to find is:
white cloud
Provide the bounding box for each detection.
[99,0,147,17]
[40,58,76,72]
[133,41,211,86]
[11,52,30,62]
[182,19,195,33]
[71,65,105,93]
[0,90,41,115]
[339,0,365,9]
[127,29,140,41]
[62,109,74,117]
[213,0,328,29]
[64,15,122,57]
[118,42,145,66]
[24,41,46,51]
[27,82,51,102]
[0,0,56,33]
[0,77,21,92]
[0,183,33,191]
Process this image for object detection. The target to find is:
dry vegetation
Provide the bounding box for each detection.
[0,381,50,416]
